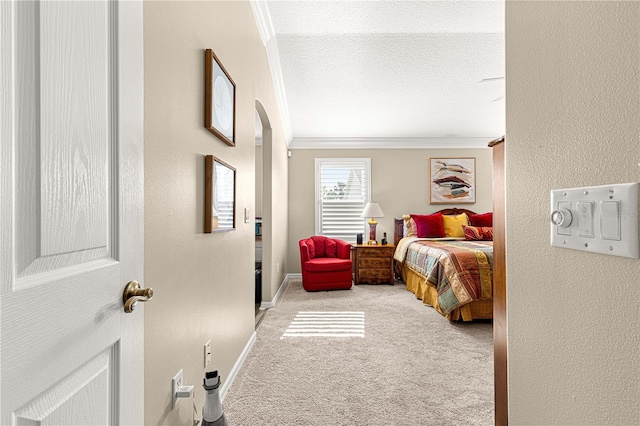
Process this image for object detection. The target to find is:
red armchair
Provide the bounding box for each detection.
[299,236,353,291]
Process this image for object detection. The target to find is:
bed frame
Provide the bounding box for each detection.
[393,208,493,321]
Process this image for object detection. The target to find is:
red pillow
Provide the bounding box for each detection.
[463,225,493,241]
[410,213,446,238]
[324,239,337,257]
[311,236,326,257]
[469,212,493,227]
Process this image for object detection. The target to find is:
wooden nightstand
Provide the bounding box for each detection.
[352,244,396,285]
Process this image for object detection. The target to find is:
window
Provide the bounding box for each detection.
[315,158,371,240]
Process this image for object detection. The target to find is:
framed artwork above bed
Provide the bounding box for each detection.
[429,157,475,204]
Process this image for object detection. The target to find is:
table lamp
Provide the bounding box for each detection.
[360,202,385,244]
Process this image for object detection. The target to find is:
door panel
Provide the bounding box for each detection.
[14,346,117,426]
[14,0,114,280]
[1,1,143,424]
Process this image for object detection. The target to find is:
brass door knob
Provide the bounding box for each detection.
[123,280,153,313]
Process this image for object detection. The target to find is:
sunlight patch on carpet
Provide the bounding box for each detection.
[281,311,365,338]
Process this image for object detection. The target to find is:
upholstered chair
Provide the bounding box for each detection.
[298,236,353,291]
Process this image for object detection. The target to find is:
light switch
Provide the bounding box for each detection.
[576,201,594,238]
[600,201,621,240]
[550,182,638,258]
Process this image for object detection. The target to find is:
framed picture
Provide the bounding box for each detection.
[205,155,236,233]
[429,158,476,204]
[205,49,236,146]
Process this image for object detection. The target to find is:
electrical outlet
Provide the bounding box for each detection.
[276,262,280,273]
[172,369,183,408]
[204,340,212,368]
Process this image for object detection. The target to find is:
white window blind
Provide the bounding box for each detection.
[315,158,370,240]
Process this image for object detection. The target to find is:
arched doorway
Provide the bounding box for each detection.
[255,100,273,322]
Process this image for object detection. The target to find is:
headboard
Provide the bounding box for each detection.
[393,208,479,246]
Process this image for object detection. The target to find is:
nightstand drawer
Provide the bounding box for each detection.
[358,268,391,280]
[358,258,391,269]
[357,248,392,258]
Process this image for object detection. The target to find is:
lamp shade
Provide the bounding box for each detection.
[361,202,385,218]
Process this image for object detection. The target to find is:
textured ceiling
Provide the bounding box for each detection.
[266,0,505,145]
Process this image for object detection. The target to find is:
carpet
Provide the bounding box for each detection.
[223,278,493,425]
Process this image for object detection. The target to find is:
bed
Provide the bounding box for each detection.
[393,208,493,321]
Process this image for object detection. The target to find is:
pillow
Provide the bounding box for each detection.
[311,235,326,257]
[325,238,337,257]
[306,239,316,258]
[463,225,493,241]
[469,212,493,227]
[442,213,469,238]
[402,214,417,237]
[411,213,445,238]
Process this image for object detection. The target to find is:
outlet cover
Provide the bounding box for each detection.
[204,340,212,368]
[172,369,183,408]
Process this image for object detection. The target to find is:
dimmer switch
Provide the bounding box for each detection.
[554,202,572,236]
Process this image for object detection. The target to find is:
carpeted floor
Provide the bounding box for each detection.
[224,278,493,426]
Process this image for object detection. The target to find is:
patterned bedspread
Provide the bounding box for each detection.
[395,238,493,314]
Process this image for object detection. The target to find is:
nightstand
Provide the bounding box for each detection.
[352,244,396,285]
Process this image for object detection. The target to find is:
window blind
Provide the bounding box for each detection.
[315,159,370,240]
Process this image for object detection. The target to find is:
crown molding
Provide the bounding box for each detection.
[250,0,274,45]
[289,137,496,150]
[250,0,293,145]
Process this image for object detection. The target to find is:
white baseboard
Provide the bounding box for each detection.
[220,331,256,401]
[260,273,299,309]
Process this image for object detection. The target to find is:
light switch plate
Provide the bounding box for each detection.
[550,182,639,258]
[172,369,183,408]
[204,340,211,368]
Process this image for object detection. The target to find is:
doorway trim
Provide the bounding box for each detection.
[255,100,273,308]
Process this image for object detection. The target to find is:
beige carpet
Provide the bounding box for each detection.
[224,278,493,425]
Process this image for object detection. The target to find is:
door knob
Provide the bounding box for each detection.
[123,280,153,313]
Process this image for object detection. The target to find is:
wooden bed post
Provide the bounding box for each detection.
[489,136,507,426]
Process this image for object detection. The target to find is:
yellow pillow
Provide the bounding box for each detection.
[442,213,469,238]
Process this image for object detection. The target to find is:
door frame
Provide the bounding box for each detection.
[489,136,507,425]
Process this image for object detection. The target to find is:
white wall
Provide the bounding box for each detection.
[144,2,288,424]
[287,148,493,273]
[506,1,639,424]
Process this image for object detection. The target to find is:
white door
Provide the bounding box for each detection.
[1,1,144,424]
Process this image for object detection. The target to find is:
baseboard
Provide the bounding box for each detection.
[220,331,257,401]
[260,273,299,309]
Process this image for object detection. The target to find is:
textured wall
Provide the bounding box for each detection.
[506,1,640,424]
[144,2,287,424]
[287,148,493,273]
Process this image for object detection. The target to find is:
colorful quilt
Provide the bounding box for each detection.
[397,238,493,314]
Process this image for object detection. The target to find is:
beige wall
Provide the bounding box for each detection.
[506,1,639,424]
[287,148,493,273]
[144,2,288,425]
